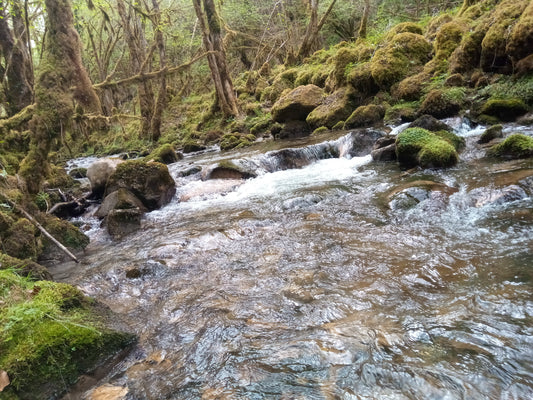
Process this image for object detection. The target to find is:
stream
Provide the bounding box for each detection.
[51,120,533,400]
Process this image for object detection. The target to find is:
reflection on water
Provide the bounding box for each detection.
[53,127,533,399]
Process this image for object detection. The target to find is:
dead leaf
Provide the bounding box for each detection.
[0,370,10,391]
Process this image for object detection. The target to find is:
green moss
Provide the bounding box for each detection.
[478,124,503,143]
[434,130,466,150]
[39,215,90,250]
[344,104,385,129]
[306,88,355,129]
[479,98,528,121]
[506,0,533,61]
[2,218,40,261]
[346,62,378,96]
[370,33,432,89]
[489,133,533,158]
[0,270,134,399]
[480,0,529,72]
[0,253,51,281]
[419,89,462,118]
[145,144,181,164]
[312,126,329,135]
[385,22,424,40]
[396,127,459,168]
[220,133,256,151]
[394,72,431,101]
[434,22,467,60]
[426,14,454,41]
[332,121,345,130]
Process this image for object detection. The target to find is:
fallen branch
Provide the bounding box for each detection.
[0,194,80,263]
[94,51,212,90]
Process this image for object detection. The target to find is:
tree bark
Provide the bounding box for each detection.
[0,0,33,116]
[459,0,479,15]
[116,0,155,138]
[192,0,239,118]
[295,0,338,63]
[20,0,100,194]
[149,0,166,141]
[358,0,371,40]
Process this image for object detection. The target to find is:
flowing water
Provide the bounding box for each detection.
[52,122,533,400]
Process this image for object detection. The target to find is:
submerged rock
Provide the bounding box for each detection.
[386,180,458,210]
[106,209,144,239]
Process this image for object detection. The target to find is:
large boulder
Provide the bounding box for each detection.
[479,98,528,122]
[271,84,324,123]
[105,160,176,210]
[418,89,461,119]
[344,105,385,129]
[345,129,385,157]
[87,158,123,197]
[106,209,145,239]
[306,88,354,129]
[396,127,461,168]
[95,188,148,219]
[506,0,533,62]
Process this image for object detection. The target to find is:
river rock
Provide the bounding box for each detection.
[276,120,311,139]
[105,160,176,210]
[87,159,124,198]
[386,180,458,211]
[371,136,397,161]
[271,84,324,123]
[306,88,353,129]
[408,114,452,132]
[89,384,128,400]
[106,209,144,239]
[477,124,503,144]
[95,188,148,219]
[202,161,257,180]
[344,129,385,157]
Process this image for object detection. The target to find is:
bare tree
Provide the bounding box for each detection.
[192,0,239,118]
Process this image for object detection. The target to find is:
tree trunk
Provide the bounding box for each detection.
[149,0,166,141]
[117,0,155,138]
[459,0,479,15]
[20,0,100,194]
[192,0,239,118]
[295,0,338,63]
[0,0,33,116]
[358,0,370,40]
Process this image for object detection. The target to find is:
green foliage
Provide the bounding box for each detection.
[0,270,134,399]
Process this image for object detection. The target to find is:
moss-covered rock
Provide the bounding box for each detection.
[515,54,533,77]
[449,24,489,74]
[312,126,329,135]
[426,14,454,41]
[434,21,467,61]
[105,160,176,210]
[479,98,529,121]
[480,0,529,73]
[346,62,379,97]
[145,144,182,164]
[306,88,355,129]
[370,33,432,89]
[396,127,460,168]
[418,89,462,119]
[2,218,40,260]
[344,104,385,129]
[385,22,424,39]
[202,160,257,180]
[39,214,90,251]
[0,253,51,280]
[488,133,533,158]
[0,270,134,400]
[95,188,147,219]
[394,72,430,102]
[271,84,324,123]
[506,0,533,62]
[478,124,504,143]
[219,133,256,150]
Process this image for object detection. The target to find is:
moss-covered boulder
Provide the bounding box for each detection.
[344,104,385,129]
[479,98,529,121]
[434,21,467,61]
[506,0,533,62]
[95,188,147,219]
[370,32,432,89]
[0,270,134,400]
[394,72,430,101]
[306,88,354,129]
[418,89,462,119]
[0,253,51,280]
[220,133,256,151]
[145,144,182,164]
[104,160,176,210]
[396,127,460,168]
[39,214,90,252]
[271,84,324,123]
[478,124,503,143]
[449,23,489,74]
[480,0,529,73]
[385,22,423,39]
[488,133,533,158]
[346,62,379,97]
[2,218,40,261]
[515,54,533,77]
